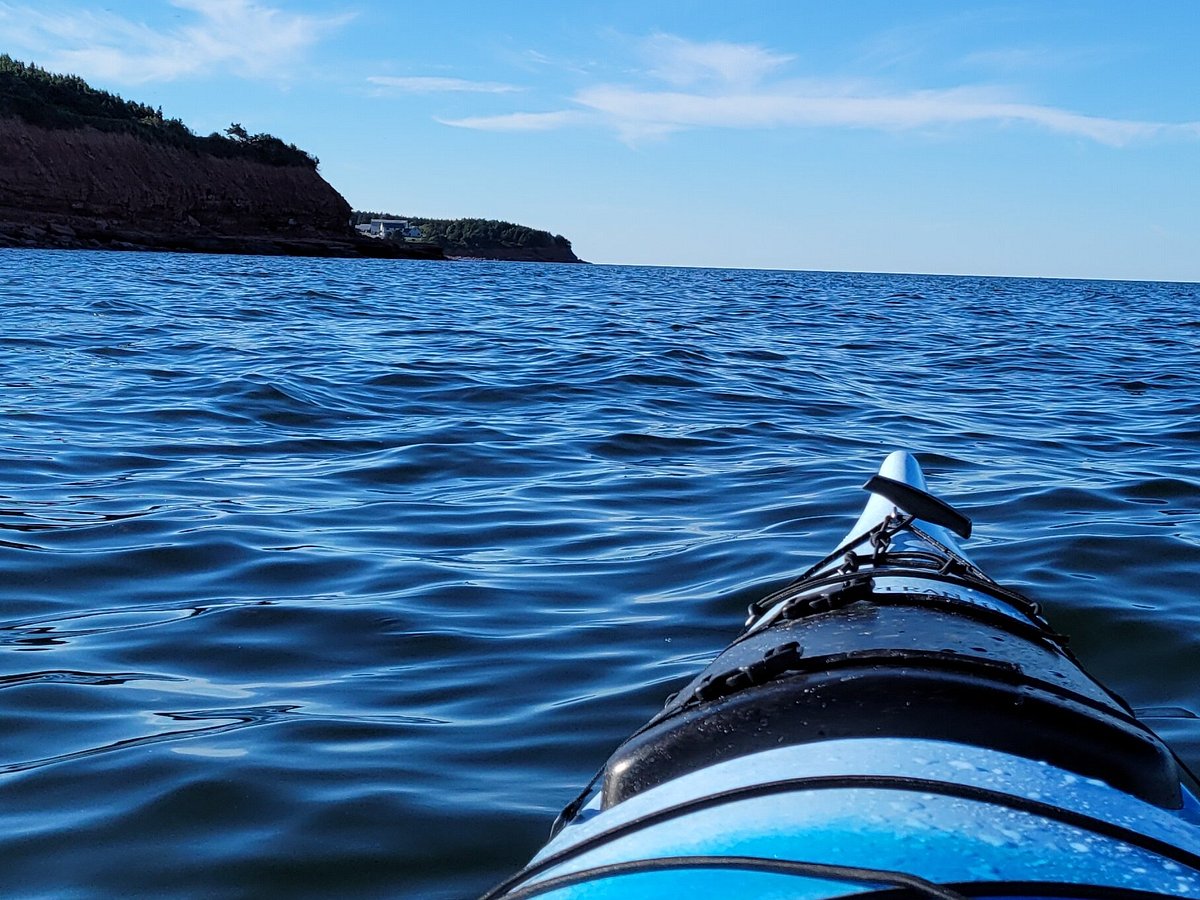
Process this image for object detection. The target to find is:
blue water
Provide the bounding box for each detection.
[0,249,1198,897]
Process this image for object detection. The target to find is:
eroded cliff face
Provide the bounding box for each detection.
[0,118,439,257]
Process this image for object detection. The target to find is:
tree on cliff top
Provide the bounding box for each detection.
[0,54,319,169]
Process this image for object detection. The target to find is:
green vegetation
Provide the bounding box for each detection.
[0,54,318,168]
[351,212,572,253]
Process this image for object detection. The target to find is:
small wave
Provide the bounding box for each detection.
[84,345,143,359]
[0,705,300,775]
[0,606,208,646]
[0,669,184,690]
[587,431,721,461]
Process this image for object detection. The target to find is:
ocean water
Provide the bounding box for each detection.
[0,249,1198,898]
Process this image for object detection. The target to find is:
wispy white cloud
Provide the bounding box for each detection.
[573,82,1179,146]
[368,76,521,94]
[438,110,586,132]
[442,34,1200,147]
[640,33,793,88]
[0,0,351,83]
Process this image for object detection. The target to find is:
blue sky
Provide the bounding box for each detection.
[2,1,1198,280]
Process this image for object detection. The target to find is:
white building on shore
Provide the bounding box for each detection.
[355,219,422,240]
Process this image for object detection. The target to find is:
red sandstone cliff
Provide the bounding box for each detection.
[0,118,441,258]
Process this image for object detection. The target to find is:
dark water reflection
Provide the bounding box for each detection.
[0,250,1197,897]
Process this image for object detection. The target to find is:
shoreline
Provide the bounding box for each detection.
[0,220,591,263]
[0,221,447,260]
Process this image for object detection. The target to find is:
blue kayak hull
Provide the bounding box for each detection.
[519,739,1200,897]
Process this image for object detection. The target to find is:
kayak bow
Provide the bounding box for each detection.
[487,452,1200,899]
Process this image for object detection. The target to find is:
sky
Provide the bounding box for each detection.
[1,0,1198,281]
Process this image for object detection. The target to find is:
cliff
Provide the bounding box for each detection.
[0,117,442,259]
[0,56,577,262]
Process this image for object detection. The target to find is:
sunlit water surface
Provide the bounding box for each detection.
[1,250,1198,897]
